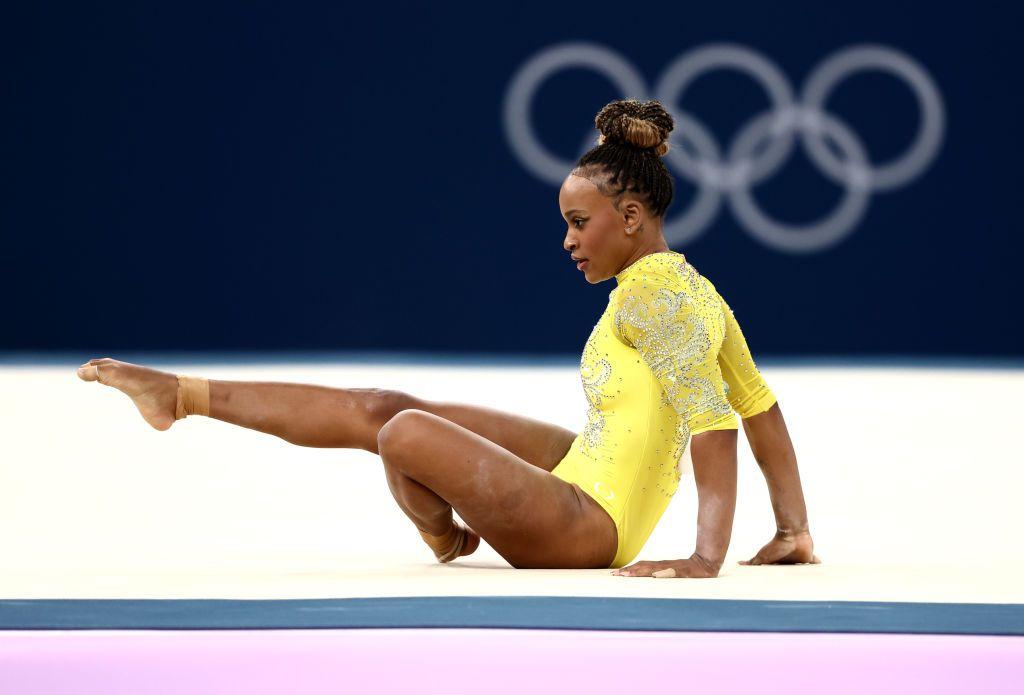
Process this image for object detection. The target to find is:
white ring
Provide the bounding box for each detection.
[502,41,945,254]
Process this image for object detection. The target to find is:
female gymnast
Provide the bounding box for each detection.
[76,98,818,578]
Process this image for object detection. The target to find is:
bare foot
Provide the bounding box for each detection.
[461,525,481,558]
[76,357,179,431]
[739,530,820,566]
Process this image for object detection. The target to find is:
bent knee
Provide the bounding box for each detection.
[376,408,432,453]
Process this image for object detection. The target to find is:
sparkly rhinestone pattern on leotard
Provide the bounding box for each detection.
[551,250,776,569]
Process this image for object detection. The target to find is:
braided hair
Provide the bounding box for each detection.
[572,98,676,218]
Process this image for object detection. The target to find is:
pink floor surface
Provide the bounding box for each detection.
[1,629,1022,694]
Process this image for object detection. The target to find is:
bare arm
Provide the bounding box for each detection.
[740,402,819,565]
[612,427,738,578]
[688,428,739,574]
[742,402,808,533]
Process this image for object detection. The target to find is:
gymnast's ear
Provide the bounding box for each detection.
[620,198,645,232]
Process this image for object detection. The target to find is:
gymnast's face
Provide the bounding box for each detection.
[559,173,639,284]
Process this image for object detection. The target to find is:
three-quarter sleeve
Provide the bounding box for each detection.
[611,275,734,431]
[716,292,777,418]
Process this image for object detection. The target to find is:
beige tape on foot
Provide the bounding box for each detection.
[175,375,210,420]
[418,522,466,563]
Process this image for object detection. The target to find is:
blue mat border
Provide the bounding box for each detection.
[1,597,1022,635]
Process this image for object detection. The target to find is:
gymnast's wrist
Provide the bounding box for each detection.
[770,503,809,535]
[775,524,811,539]
[689,551,723,575]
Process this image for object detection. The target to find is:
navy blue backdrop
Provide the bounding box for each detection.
[2,2,1021,357]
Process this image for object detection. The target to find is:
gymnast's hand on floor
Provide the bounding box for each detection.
[611,554,720,578]
[740,529,820,566]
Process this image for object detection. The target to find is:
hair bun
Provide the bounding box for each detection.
[594,98,674,156]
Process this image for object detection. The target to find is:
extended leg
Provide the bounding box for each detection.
[205,379,579,465]
[76,358,577,467]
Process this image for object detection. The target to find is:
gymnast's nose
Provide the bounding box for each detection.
[563,232,577,253]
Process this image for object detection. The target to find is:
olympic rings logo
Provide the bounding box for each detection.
[502,42,945,254]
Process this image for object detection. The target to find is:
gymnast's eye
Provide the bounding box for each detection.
[573,217,585,228]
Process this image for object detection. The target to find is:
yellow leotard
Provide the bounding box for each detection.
[551,250,777,568]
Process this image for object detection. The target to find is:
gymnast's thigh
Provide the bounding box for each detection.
[550,453,627,568]
[414,397,577,473]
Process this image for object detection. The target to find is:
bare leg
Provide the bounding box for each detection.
[72,357,611,567]
[206,380,398,451]
[740,402,819,565]
[383,464,482,559]
[75,357,397,449]
[76,358,591,563]
[75,358,577,463]
[377,409,616,569]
